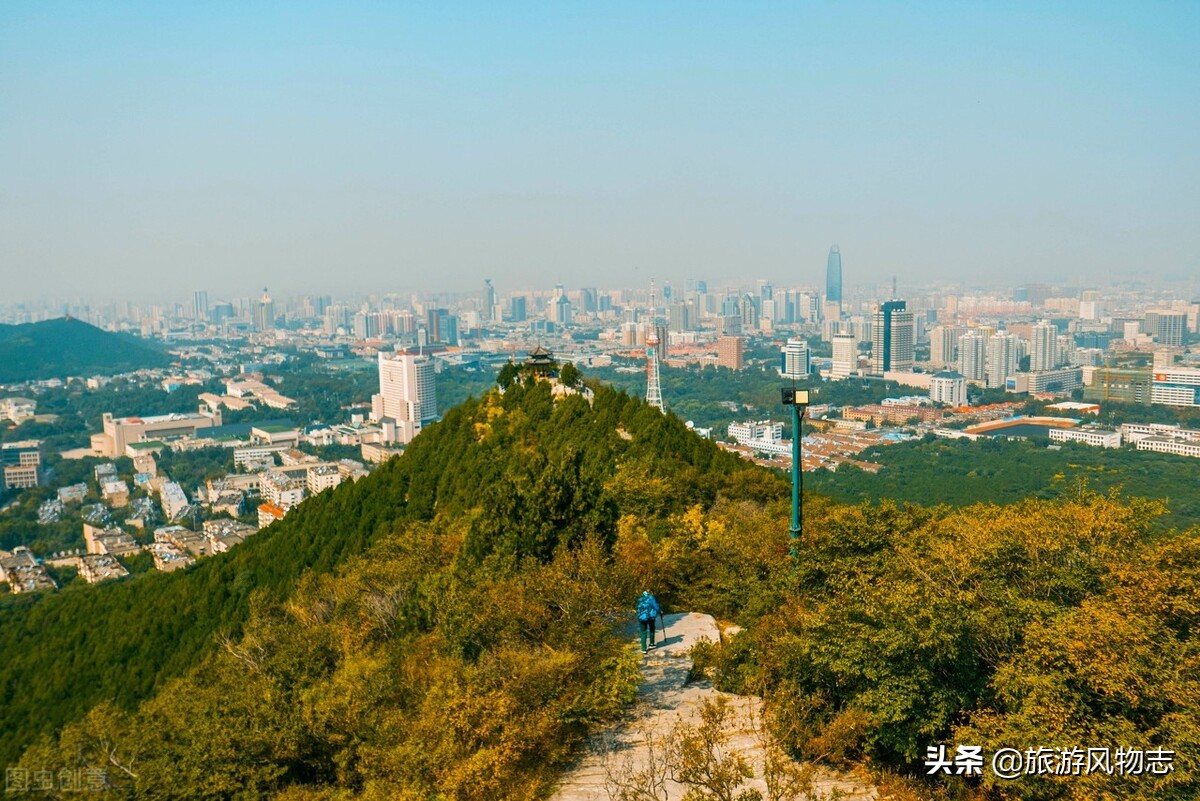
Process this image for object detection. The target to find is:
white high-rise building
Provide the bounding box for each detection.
[779,338,810,380]
[830,334,857,379]
[986,333,1017,388]
[371,352,438,444]
[929,372,968,407]
[956,332,988,382]
[1029,322,1058,372]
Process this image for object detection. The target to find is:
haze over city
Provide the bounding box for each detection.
[3,1,1199,302]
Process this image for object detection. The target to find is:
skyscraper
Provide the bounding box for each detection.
[510,296,527,322]
[871,300,913,373]
[372,352,437,444]
[481,279,496,323]
[193,290,209,321]
[425,308,457,345]
[253,288,274,332]
[826,246,842,305]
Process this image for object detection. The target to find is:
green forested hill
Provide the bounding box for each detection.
[0,379,766,770]
[0,317,171,381]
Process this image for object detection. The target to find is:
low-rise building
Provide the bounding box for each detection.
[261,471,306,508]
[1136,436,1200,459]
[203,519,257,553]
[101,479,130,507]
[149,541,195,572]
[233,444,288,469]
[57,483,89,504]
[307,464,343,494]
[1006,367,1084,396]
[251,424,301,447]
[0,547,56,593]
[258,502,288,529]
[1,440,42,490]
[76,553,130,584]
[338,458,369,482]
[1047,427,1122,448]
[280,448,319,466]
[83,524,141,556]
[1120,423,1200,444]
[91,409,221,458]
[158,481,190,520]
[360,442,403,463]
[155,525,210,558]
[727,420,792,456]
[0,397,36,423]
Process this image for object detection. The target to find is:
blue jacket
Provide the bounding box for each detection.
[637,592,661,622]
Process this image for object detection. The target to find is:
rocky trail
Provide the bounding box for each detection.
[552,612,877,801]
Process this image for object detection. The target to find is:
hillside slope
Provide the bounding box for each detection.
[0,379,771,770]
[0,317,170,381]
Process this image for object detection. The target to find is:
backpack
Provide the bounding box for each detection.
[637,594,656,622]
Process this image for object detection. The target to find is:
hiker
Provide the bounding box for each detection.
[636,590,661,654]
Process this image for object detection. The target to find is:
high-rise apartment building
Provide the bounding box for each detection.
[779,338,810,379]
[1079,290,1104,321]
[871,300,914,373]
[1029,322,1058,372]
[830,334,857,379]
[371,352,437,444]
[956,332,987,382]
[929,325,966,368]
[716,335,745,371]
[986,333,1018,388]
[1146,310,1187,347]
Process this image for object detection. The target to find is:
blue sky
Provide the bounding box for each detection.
[2,1,1198,301]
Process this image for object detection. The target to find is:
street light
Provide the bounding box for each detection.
[781,387,810,541]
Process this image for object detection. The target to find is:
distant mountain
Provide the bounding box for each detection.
[0,317,171,381]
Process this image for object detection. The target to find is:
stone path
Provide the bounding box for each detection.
[552,612,876,800]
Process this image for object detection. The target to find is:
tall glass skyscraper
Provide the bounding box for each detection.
[825,245,842,303]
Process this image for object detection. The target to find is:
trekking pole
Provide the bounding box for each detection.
[659,611,666,642]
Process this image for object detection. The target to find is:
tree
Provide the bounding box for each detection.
[496,362,518,389]
[559,361,582,388]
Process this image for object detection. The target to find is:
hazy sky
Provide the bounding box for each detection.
[2,1,1198,302]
